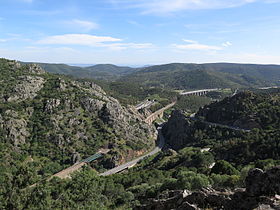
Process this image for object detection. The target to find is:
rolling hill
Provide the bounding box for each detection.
[119,66,270,89]
[27,62,280,90]
[26,62,137,81]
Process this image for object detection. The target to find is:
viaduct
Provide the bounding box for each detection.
[144,101,176,125]
[180,88,218,96]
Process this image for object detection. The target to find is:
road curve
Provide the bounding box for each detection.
[100,125,165,176]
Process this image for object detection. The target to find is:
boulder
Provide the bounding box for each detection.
[246,167,280,196]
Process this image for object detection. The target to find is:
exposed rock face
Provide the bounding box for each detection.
[162,110,192,150]
[137,167,280,210]
[25,63,45,75]
[80,97,105,114]
[44,99,61,113]
[138,188,280,210]
[0,110,30,145]
[71,152,81,164]
[0,60,156,167]
[7,75,45,102]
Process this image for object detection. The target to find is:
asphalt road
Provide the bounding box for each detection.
[190,116,251,132]
[100,125,165,176]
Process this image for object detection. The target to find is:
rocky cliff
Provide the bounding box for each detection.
[162,110,193,150]
[0,58,156,171]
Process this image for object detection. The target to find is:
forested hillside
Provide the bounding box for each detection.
[33,62,137,81]
[119,65,271,89]
[204,63,280,82]
[196,91,280,130]
[0,59,155,192]
[1,63,279,209]
[29,62,280,90]
[1,59,280,210]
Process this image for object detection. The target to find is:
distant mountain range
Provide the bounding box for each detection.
[30,62,280,89]
[26,62,137,81]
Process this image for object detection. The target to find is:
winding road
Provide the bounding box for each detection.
[100,124,165,176]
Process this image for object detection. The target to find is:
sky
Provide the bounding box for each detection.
[1,0,280,65]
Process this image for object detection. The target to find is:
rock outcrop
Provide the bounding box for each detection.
[246,167,280,196]
[6,75,45,102]
[162,110,193,150]
[0,59,156,168]
[136,167,280,210]
[0,110,30,145]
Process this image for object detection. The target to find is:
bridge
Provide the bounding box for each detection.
[51,150,109,179]
[144,102,176,125]
[51,162,87,179]
[180,88,218,96]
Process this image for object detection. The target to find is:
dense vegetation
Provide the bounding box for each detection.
[33,62,137,81]
[33,62,280,91]
[119,68,268,90]
[0,59,154,195]
[1,58,280,209]
[36,62,280,86]
[174,95,212,113]
[93,81,178,106]
[197,91,280,130]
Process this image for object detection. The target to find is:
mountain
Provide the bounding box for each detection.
[119,65,270,89]
[1,59,280,209]
[0,58,155,185]
[28,62,137,81]
[85,64,135,77]
[27,62,280,89]
[203,63,280,82]
[135,62,280,83]
[196,90,280,130]
[163,90,280,163]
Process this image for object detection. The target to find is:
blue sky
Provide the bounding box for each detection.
[1,0,280,65]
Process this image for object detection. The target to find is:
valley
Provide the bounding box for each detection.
[0,58,280,209]
[2,1,280,209]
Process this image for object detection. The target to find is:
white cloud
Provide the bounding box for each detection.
[65,19,99,31]
[109,0,280,14]
[173,39,222,50]
[103,43,154,50]
[173,43,222,50]
[182,39,197,44]
[37,34,122,46]
[222,41,233,47]
[37,33,154,50]
[0,39,7,42]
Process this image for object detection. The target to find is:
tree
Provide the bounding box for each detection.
[211,160,239,175]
